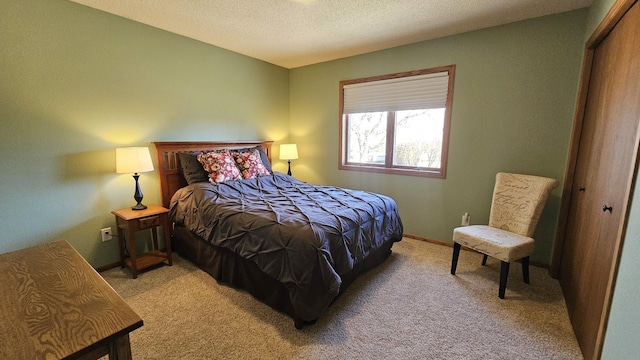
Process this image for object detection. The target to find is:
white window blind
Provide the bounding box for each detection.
[343,71,450,114]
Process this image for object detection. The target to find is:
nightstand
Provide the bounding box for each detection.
[112,204,173,279]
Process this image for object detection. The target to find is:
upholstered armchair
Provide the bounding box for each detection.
[450,172,559,298]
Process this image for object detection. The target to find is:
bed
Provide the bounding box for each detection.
[153,141,403,328]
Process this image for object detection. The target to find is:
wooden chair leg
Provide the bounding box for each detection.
[499,261,510,299]
[451,242,461,275]
[482,254,488,266]
[522,256,530,284]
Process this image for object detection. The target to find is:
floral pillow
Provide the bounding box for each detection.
[197,150,242,183]
[231,149,271,179]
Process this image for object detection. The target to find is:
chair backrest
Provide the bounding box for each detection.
[489,172,559,237]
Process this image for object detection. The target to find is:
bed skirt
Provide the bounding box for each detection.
[172,225,395,328]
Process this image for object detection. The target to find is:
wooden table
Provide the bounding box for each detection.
[0,241,143,359]
[112,204,172,279]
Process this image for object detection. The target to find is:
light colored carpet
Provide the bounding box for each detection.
[101,238,583,359]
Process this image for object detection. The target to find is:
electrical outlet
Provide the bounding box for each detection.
[461,212,470,226]
[101,227,112,242]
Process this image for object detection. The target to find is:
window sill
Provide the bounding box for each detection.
[339,164,446,179]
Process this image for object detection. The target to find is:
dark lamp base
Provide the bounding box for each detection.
[131,203,147,211]
[131,173,147,210]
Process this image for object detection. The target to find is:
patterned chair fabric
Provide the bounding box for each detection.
[451,172,559,298]
[453,225,534,263]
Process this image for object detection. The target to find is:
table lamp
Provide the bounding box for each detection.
[279,144,298,176]
[116,147,154,210]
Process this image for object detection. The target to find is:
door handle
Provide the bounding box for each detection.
[579,187,585,192]
[602,205,613,213]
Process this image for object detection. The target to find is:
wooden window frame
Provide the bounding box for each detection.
[338,65,455,178]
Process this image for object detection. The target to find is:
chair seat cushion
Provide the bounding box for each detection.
[453,225,535,263]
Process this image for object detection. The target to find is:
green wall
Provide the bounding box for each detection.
[290,10,586,265]
[0,0,290,267]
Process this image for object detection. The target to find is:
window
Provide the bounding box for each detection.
[339,65,455,178]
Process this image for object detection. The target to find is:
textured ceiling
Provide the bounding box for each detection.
[69,0,592,69]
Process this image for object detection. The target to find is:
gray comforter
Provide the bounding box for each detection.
[170,173,403,320]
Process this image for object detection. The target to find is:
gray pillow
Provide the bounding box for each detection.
[178,152,209,184]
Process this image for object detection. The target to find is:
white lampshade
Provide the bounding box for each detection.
[116,147,154,174]
[279,144,299,160]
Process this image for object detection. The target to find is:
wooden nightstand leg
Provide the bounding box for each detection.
[117,227,126,268]
[128,231,138,279]
[151,227,159,251]
[163,216,172,266]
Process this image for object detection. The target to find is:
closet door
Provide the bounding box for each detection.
[559,1,640,359]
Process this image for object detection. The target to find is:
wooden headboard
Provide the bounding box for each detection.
[152,141,274,209]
